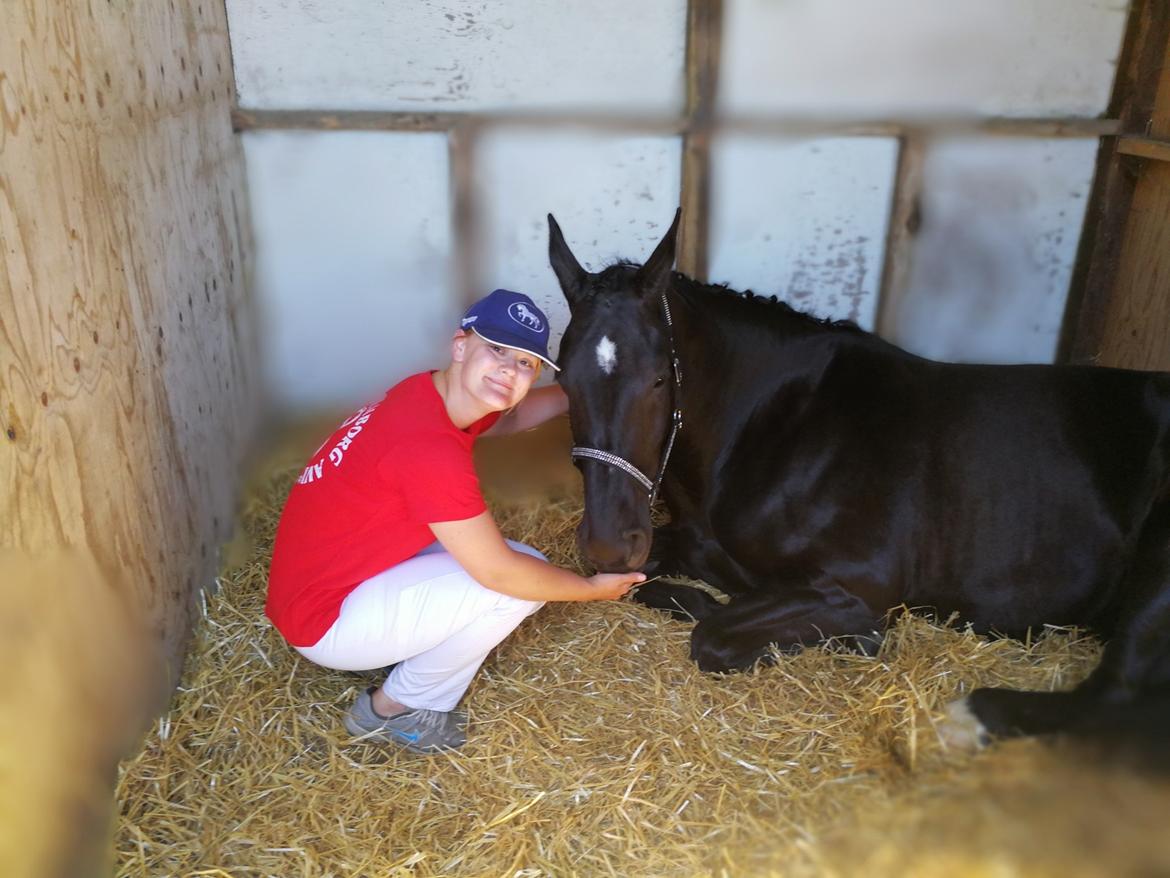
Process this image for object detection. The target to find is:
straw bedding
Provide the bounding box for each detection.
[115,432,1170,877]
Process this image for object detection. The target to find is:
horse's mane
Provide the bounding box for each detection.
[674,272,870,336]
[595,259,869,337]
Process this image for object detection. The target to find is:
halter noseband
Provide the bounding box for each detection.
[571,292,683,506]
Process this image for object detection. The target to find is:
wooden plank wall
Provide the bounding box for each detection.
[0,2,257,874]
[1094,20,1170,370]
[1060,0,1170,369]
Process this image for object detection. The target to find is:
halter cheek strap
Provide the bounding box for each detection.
[571,292,683,506]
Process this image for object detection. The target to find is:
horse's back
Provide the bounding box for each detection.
[713,337,1170,635]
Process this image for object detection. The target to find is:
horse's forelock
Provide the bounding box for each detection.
[593,261,641,293]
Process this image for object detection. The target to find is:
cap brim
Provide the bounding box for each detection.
[471,327,560,371]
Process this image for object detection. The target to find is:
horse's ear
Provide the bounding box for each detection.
[635,208,681,297]
[548,213,587,307]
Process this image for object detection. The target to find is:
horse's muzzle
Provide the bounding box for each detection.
[578,522,651,573]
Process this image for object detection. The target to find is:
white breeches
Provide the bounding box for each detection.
[295,541,546,712]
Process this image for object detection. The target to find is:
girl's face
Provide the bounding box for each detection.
[454,332,541,411]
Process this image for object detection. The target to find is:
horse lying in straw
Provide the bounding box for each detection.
[547,209,1170,745]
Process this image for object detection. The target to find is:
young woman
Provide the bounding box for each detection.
[266,289,645,753]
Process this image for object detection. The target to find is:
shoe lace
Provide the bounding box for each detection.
[411,708,455,733]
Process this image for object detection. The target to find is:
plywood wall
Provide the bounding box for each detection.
[0,1,257,871]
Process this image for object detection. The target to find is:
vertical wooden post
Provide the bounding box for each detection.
[1087,38,1170,371]
[449,120,484,311]
[1057,0,1170,364]
[874,131,927,342]
[678,0,723,281]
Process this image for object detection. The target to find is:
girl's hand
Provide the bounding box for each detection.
[585,571,646,601]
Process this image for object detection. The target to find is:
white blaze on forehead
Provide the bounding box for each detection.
[595,336,617,375]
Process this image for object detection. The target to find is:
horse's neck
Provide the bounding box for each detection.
[670,282,818,408]
[665,283,843,489]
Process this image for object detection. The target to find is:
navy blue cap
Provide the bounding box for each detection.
[460,289,559,371]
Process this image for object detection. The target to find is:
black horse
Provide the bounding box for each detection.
[548,209,1170,744]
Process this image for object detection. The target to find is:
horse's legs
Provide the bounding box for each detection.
[634,524,755,622]
[688,580,883,672]
[631,580,722,621]
[643,523,691,579]
[959,497,1170,740]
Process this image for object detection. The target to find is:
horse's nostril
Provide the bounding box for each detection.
[623,529,649,566]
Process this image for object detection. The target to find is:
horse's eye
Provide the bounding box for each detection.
[654,376,666,388]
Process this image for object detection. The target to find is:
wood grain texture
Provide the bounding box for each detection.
[232,108,1119,139]
[1096,29,1170,370]
[1074,3,1170,368]
[1117,135,1170,162]
[450,120,485,312]
[1094,162,1170,370]
[678,0,722,281]
[1152,24,1170,140]
[0,551,154,878]
[874,133,926,341]
[0,1,259,691]
[1059,0,1170,364]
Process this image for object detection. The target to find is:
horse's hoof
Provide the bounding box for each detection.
[937,697,991,752]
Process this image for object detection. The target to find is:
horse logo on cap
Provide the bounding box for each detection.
[508,302,544,333]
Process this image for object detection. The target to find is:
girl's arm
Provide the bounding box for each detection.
[429,511,642,602]
[482,384,568,437]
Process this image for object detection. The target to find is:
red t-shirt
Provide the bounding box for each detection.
[265,372,501,646]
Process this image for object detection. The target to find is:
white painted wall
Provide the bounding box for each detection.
[243,132,454,412]
[890,138,1099,364]
[228,0,686,112]
[229,1,1125,410]
[476,128,683,361]
[721,0,1128,117]
[708,136,899,330]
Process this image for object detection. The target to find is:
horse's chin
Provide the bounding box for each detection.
[582,540,655,573]
[577,512,655,573]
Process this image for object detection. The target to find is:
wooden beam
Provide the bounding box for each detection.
[874,132,927,342]
[231,108,463,132]
[1154,13,1170,141]
[1116,135,1170,162]
[971,117,1120,138]
[232,106,1117,140]
[722,116,1119,138]
[232,107,685,135]
[448,121,483,312]
[677,0,722,282]
[1058,0,1170,364]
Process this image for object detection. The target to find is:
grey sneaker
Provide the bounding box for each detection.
[343,687,467,753]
